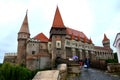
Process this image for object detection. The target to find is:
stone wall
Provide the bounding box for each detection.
[90,60,107,70]
[32,70,60,80]
[32,64,67,80]
[26,56,51,70]
[57,64,67,80]
[107,63,120,72]
[40,57,51,69]
[68,64,80,74]
[4,53,17,64]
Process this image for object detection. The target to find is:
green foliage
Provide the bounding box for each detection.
[106,59,118,63]
[0,62,35,80]
[114,52,118,60]
[106,52,118,63]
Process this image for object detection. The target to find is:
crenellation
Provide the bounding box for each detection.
[5,52,17,56]
[27,38,40,43]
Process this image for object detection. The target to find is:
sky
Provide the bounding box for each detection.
[0,0,120,63]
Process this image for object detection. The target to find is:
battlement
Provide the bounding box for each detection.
[5,53,17,56]
[27,38,40,42]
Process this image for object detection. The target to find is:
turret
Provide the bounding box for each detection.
[17,11,30,65]
[102,34,110,48]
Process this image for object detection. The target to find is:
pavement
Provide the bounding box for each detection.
[79,67,120,80]
[67,67,120,80]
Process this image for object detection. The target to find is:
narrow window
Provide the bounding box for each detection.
[32,51,35,55]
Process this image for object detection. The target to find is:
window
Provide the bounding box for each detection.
[56,41,61,48]
[66,41,70,45]
[32,51,35,55]
[49,44,51,48]
[58,43,60,46]
[40,46,43,49]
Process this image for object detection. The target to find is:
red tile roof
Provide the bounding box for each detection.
[49,6,92,44]
[48,38,52,41]
[34,33,48,42]
[50,6,91,43]
[19,12,30,34]
[71,33,75,40]
[66,27,89,41]
[52,6,65,28]
[89,38,92,44]
[78,34,80,41]
[102,34,109,42]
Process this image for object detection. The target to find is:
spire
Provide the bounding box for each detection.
[52,6,65,28]
[71,33,74,40]
[19,10,30,34]
[84,36,87,43]
[78,34,80,41]
[102,34,109,42]
[89,38,92,44]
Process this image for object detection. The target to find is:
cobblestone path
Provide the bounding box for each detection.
[67,68,120,80]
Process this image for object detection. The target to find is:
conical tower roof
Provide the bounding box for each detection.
[89,38,92,44]
[102,34,109,42]
[19,11,30,34]
[52,6,65,28]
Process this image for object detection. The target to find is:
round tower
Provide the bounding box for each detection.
[17,12,30,66]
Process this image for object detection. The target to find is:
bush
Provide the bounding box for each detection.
[0,62,35,80]
[106,59,118,63]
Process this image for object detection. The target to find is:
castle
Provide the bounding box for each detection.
[4,7,114,70]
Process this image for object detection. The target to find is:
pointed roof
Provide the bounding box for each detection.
[71,33,74,40]
[89,38,92,44]
[84,36,87,43]
[19,11,29,34]
[102,34,109,42]
[66,27,88,39]
[52,6,65,28]
[78,35,81,41]
[34,33,48,42]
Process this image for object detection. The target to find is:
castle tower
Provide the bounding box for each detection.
[102,34,110,48]
[50,6,66,63]
[17,11,30,65]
